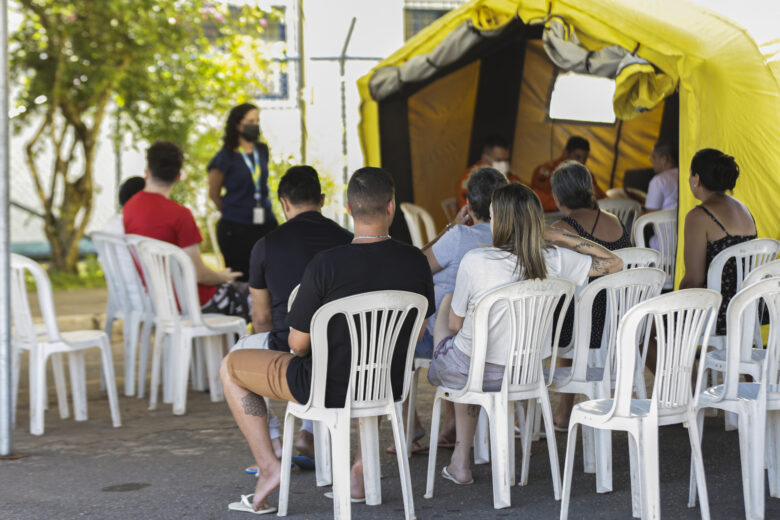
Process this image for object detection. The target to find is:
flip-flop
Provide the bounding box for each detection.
[227,494,277,514]
[323,491,366,503]
[292,455,316,470]
[441,466,474,485]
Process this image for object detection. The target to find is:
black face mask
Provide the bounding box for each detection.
[240,124,260,142]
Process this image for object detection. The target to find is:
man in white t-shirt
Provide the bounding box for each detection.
[644,140,678,250]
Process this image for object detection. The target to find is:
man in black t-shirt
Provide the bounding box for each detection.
[220,167,434,511]
[247,165,352,459]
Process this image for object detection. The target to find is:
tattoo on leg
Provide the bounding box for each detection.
[241,392,268,418]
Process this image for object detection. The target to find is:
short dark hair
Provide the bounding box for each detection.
[654,140,679,167]
[146,141,183,185]
[482,134,510,152]
[118,176,145,207]
[551,160,598,210]
[347,167,395,219]
[466,167,508,220]
[565,136,590,153]
[277,165,322,206]
[691,148,740,192]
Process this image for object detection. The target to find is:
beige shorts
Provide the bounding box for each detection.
[225,349,298,403]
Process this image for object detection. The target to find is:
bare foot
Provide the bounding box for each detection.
[445,463,473,484]
[294,430,314,459]
[271,437,283,459]
[253,460,281,511]
[350,461,365,500]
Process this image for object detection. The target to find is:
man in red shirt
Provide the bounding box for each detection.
[456,135,522,208]
[123,141,247,318]
[529,136,606,212]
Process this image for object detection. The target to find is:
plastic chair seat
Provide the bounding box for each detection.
[551,366,605,384]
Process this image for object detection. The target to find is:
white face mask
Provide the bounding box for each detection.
[492,160,510,175]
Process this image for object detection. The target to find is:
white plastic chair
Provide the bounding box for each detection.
[400,202,437,249]
[277,290,428,519]
[10,254,122,435]
[633,209,677,290]
[206,211,225,270]
[135,237,247,415]
[614,247,662,270]
[92,231,156,397]
[692,277,780,520]
[743,259,780,350]
[598,198,642,234]
[441,197,458,222]
[701,238,780,429]
[560,289,720,520]
[425,279,576,509]
[550,268,665,493]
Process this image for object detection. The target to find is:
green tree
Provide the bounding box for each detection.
[11,0,277,272]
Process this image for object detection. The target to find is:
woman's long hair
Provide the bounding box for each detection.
[491,183,547,279]
[222,103,258,152]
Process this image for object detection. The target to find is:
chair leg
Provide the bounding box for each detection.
[162,334,173,404]
[29,348,48,436]
[406,368,419,459]
[520,399,535,486]
[628,431,642,518]
[424,395,443,499]
[172,332,192,415]
[487,400,511,509]
[278,411,296,517]
[389,403,416,519]
[191,337,207,392]
[314,420,333,487]
[204,335,225,403]
[148,328,165,410]
[689,409,706,508]
[329,415,353,520]
[725,410,738,431]
[594,428,613,493]
[508,401,516,486]
[637,423,661,520]
[748,404,766,519]
[11,345,19,428]
[359,416,382,506]
[123,313,141,397]
[51,353,70,419]
[99,336,122,428]
[560,422,580,520]
[582,425,597,475]
[768,411,780,499]
[137,320,153,399]
[685,411,710,519]
[474,408,490,464]
[539,390,562,500]
[68,351,88,421]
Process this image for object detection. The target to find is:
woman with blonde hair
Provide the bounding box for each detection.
[427,183,623,485]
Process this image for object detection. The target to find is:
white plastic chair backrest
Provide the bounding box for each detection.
[632,209,677,286]
[400,202,436,248]
[206,211,225,270]
[135,238,205,328]
[10,254,61,343]
[611,289,720,420]
[124,234,156,314]
[739,259,780,349]
[715,278,780,403]
[466,279,575,394]
[305,290,427,412]
[91,231,145,312]
[706,238,780,296]
[569,268,666,385]
[614,247,661,270]
[287,283,300,312]
[441,197,458,222]
[598,198,641,232]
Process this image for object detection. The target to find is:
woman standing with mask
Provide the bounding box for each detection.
[208,103,278,281]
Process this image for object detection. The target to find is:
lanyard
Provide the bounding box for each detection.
[239,147,262,200]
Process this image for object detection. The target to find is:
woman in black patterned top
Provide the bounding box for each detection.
[679,148,757,335]
[549,161,632,428]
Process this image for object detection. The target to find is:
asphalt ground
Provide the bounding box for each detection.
[2,288,779,519]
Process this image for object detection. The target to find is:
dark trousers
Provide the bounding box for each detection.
[216,217,277,282]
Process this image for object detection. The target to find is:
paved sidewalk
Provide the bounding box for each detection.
[3,289,779,519]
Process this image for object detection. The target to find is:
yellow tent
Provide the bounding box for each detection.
[357,0,780,287]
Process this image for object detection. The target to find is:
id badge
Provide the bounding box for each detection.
[253,206,265,225]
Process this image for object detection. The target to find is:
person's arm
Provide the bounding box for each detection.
[544,227,623,276]
[207,168,224,211]
[448,309,465,333]
[422,205,471,252]
[289,328,311,357]
[679,209,708,289]
[183,244,240,285]
[250,288,273,333]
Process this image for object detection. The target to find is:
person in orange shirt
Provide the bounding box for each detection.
[530,136,606,212]
[456,135,521,207]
